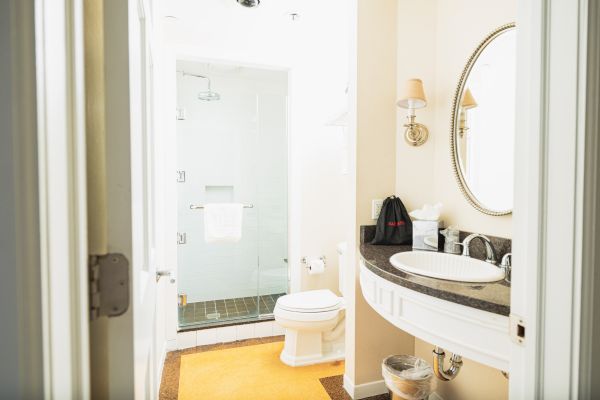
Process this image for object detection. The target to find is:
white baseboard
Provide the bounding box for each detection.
[156,341,168,395]
[343,374,387,399]
[342,374,444,400]
[166,339,177,352]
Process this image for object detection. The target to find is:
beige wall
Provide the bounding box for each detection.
[350,0,415,386]
[396,0,515,399]
[396,0,515,239]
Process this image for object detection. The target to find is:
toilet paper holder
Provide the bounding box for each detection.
[301,256,327,269]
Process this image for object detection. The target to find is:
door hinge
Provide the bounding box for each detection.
[509,314,526,344]
[89,253,130,321]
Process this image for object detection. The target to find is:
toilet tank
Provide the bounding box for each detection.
[337,242,347,296]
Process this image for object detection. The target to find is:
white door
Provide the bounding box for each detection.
[93,0,160,398]
[129,0,159,398]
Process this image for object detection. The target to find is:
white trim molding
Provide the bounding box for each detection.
[35,0,90,398]
[343,374,444,400]
[343,374,387,399]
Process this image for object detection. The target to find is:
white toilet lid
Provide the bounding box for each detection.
[276,289,342,312]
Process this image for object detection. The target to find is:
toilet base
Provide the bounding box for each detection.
[279,329,345,367]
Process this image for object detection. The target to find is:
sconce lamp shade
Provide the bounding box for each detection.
[461,88,478,109]
[397,78,427,109]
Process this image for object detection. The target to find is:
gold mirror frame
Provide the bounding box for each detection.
[450,22,516,216]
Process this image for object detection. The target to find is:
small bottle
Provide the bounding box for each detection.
[441,227,461,255]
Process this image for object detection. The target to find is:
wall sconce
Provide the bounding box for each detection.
[397,78,428,146]
[459,88,477,137]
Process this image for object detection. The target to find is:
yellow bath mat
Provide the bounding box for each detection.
[178,341,344,400]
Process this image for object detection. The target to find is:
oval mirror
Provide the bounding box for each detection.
[451,23,516,216]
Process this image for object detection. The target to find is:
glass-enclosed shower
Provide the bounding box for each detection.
[176,61,288,329]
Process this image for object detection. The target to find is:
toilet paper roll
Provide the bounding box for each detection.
[308,258,325,275]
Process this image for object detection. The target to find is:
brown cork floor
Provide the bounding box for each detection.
[178,293,286,328]
[159,336,390,400]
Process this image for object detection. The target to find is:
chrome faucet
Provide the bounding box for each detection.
[461,233,497,264]
[500,253,512,283]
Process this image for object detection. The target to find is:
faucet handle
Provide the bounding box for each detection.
[500,253,512,283]
[444,239,463,255]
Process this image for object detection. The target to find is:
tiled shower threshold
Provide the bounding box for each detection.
[178,293,285,332]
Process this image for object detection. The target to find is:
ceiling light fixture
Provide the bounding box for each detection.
[237,0,260,8]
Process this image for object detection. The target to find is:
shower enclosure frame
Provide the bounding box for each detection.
[164,54,298,334]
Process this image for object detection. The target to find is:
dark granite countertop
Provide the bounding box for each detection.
[359,226,511,316]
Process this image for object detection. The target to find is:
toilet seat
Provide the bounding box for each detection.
[276,289,343,313]
[274,306,342,323]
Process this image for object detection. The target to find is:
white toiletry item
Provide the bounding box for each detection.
[408,203,443,221]
[410,203,444,251]
[307,258,325,275]
[413,220,443,251]
[203,203,244,243]
[441,226,461,254]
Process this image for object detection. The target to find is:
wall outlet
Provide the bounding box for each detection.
[372,199,384,220]
[176,107,186,120]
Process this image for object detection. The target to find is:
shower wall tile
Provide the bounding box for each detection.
[196,328,218,346]
[235,324,256,340]
[254,321,274,338]
[216,326,237,343]
[177,331,197,350]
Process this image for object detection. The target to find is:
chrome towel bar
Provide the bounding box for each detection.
[189,204,254,210]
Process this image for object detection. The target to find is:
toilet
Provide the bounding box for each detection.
[274,243,347,367]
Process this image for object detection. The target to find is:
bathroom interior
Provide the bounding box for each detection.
[156,0,517,399]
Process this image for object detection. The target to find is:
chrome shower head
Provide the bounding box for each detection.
[237,0,260,8]
[181,71,221,101]
[198,91,220,101]
[198,78,220,101]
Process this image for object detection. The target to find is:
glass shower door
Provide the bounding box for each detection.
[175,63,289,329]
[176,70,261,328]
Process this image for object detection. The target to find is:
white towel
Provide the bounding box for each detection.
[203,203,244,243]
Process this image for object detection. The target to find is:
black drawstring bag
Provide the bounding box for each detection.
[371,196,412,245]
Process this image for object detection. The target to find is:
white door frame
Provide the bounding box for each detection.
[35,0,90,398]
[512,0,597,398]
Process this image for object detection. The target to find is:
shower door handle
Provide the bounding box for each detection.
[156,269,175,283]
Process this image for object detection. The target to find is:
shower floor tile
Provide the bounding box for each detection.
[178,293,285,327]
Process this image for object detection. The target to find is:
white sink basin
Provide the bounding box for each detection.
[389,251,505,283]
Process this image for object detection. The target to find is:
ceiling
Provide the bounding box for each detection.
[159,0,307,48]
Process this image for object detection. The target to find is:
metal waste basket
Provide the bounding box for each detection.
[382,355,434,400]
